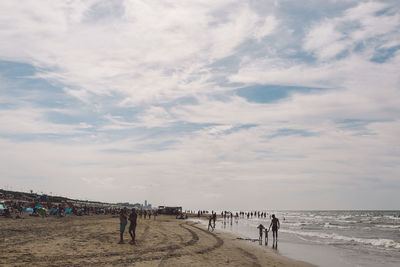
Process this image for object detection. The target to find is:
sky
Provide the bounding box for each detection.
[0,0,399,210]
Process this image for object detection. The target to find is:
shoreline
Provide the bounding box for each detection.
[192,212,400,267]
[1,214,313,266]
[190,216,317,266]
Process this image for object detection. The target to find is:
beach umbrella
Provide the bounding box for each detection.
[24,207,34,213]
[65,208,72,214]
[35,205,41,209]
[37,207,47,216]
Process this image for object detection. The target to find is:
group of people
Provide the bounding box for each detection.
[240,211,268,219]
[0,199,126,218]
[206,211,281,248]
[138,209,157,220]
[119,208,138,244]
[257,214,280,248]
[119,208,156,244]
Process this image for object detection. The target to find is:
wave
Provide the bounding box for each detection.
[323,222,350,229]
[384,215,400,220]
[281,229,400,249]
[376,225,400,229]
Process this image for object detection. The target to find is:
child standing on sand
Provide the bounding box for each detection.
[119,208,128,244]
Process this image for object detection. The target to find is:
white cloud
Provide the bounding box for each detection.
[229,58,339,87]
[0,0,275,105]
[252,15,279,40]
[0,107,87,135]
[137,106,174,128]
[302,1,399,61]
[0,0,399,209]
[303,21,350,60]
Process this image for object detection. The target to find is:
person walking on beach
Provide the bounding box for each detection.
[128,208,137,244]
[119,208,128,244]
[153,209,157,220]
[269,214,280,248]
[208,215,214,231]
[212,212,217,228]
[257,224,265,245]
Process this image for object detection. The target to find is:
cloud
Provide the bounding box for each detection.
[0,0,399,209]
[303,20,350,60]
[302,1,399,61]
[0,0,280,106]
[0,106,89,135]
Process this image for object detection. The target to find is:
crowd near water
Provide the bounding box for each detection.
[192,210,400,267]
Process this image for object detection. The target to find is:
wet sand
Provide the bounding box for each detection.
[0,215,313,266]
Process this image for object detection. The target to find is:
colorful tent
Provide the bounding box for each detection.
[24,207,34,213]
[37,207,47,216]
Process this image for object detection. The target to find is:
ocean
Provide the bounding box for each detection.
[197,210,400,267]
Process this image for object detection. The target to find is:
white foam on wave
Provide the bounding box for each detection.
[376,225,400,229]
[384,215,400,220]
[337,215,352,220]
[334,219,358,224]
[281,229,400,249]
[323,222,350,229]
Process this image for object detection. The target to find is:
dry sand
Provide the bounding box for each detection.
[0,215,313,266]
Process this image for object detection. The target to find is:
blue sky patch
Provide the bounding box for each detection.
[0,60,76,108]
[236,84,325,103]
[266,128,316,139]
[371,45,400,63]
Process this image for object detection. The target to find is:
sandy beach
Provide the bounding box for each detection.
[0,214,313,266]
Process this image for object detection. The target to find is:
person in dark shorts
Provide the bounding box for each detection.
[268,214,280,248]
[212,212,217,228]
[129,208,137,244]
[257,224,265,245]
[208,215,214,231]
[119,208,128,244]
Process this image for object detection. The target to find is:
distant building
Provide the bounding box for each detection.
[132,203,142,208]
[142,200,152,209]
[158,206,182,215]
[117,202,130,206]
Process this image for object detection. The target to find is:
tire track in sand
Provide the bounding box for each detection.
[6,220,226,266]
[104,222,223,265]
[157,222,199,267]
[11,221,200,266]
[236,247,262,267]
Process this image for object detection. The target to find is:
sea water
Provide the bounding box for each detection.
[198,210,400,267]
